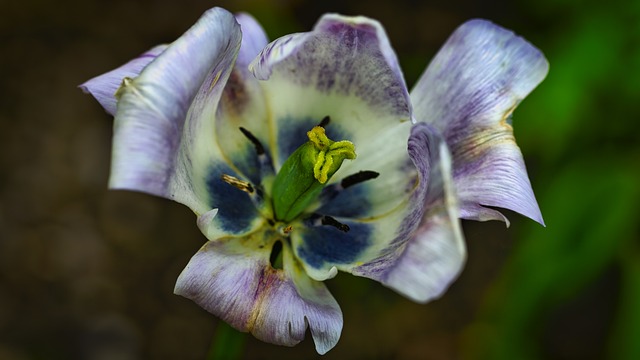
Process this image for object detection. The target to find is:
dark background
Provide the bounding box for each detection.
[1,0,639,359]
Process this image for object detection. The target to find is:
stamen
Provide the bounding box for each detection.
[221,173,272,219]
[317,115,331,128]
[221,174,254,193]
[321,215,350,233]
[276,223,293,236]
[239,127,265,155]
[238,127,275,180]
[341,171,380,189]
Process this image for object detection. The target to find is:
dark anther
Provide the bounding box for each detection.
[321,216,350,233]
[269,241,283,269]
[318,116,331,128]
[341,171,380,189]
[239,127,265,155]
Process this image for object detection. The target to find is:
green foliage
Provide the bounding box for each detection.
[468,0,640,358]
[466,161,639,360]
[208,322,246,360]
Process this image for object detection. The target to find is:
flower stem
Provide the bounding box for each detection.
[207,321,245,360]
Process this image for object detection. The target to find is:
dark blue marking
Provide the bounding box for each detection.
[297,221,371,268]
[276,116,349,163]
[317,183,372,218]
[229,141,274,186]
[231,145,260,184]
[206,164,260,234]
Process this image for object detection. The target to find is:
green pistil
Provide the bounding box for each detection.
[271,126,357,222]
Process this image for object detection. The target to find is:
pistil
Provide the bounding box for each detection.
[271,125,357,222]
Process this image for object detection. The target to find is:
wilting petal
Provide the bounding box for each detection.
[410,19,548,225]
[292,124,466,303]
[109,8,242,215]
[250,13,415,216]
[174,232,342,354]
[80,45,168,115]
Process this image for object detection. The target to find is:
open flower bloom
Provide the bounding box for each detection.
[81,8,547,354]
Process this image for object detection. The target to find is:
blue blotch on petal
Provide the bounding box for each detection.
[276,116,350,163]
[230,142,274,185]
[206,164,260,234]
[317,184,371,218]
[296,220,371,268]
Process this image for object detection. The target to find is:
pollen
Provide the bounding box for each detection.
[306,126,356,184]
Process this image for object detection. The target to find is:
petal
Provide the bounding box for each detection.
[410,19,548,225]
[80,45,168,115]
[174,231,342,354]
[249,14,412,168]
[310,122,415,219]
[292,124,466,303]
[212,13,272,186]
[235,13,269,67]
[108,8,242,215]
[249,13,416,217]
[354,123,465,302]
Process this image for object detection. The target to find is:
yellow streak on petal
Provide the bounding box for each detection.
[209,70,222,92]
[245,266,285,333]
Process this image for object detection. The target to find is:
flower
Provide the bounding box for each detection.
[81,8,547,354]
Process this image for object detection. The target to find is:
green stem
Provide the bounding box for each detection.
[207,321,246,360]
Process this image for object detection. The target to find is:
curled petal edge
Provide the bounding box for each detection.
[353,123,466,302]
[174,236,343,354]
[410,19,548,226]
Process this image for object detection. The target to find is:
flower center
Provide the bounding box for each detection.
[222,116,378,234]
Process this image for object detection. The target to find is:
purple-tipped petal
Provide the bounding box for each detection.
[352,123,465,302]
[410,19,548,225]
[80,45,168,115]
[212,13,271,185]
[248,14,413,176]
[248,14,416,224]
[291,124,465,302]
[109,8,242,215]
[175,236,342,354]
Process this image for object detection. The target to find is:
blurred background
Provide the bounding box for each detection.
[1,0,639,359]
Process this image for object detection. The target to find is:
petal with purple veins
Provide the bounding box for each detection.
[410,19,548,225]
[250,14,416,216]
[291,124,466,303]
[354,123,465,302]
[108,8,242,216]
[80,45,168,115]
[212,13,272,186]
[174,231,342,354]
[236,13,269,66]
